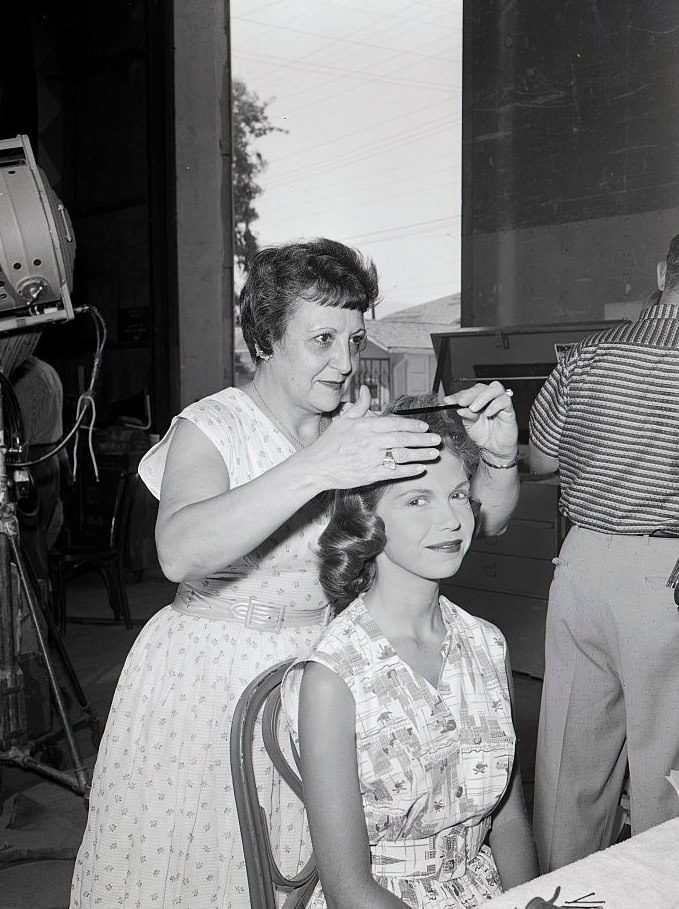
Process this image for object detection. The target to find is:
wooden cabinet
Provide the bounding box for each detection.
[441,476,563,679]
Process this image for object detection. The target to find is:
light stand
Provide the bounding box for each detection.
[0,135,99,802]
[0,388,96,796]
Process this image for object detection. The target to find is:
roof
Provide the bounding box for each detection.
[378,294,460,324]
[366,293,461,352]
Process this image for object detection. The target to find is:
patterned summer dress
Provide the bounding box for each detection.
[282,593,515,909]
[70,388,330,909]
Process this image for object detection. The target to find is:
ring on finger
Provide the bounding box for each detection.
[382,448,397,470]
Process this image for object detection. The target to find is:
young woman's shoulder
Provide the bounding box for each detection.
[440,594,507,649]
[314,596,370,657]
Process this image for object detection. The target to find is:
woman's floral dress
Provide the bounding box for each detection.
[282,593,516,908]
[70,388,329,908]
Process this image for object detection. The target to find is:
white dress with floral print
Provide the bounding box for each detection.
[283,593,515,909]
[70,388,329,909]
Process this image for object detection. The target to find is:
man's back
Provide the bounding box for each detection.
[529,302,679,535]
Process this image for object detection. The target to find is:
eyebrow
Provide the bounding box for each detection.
[392,480,469,500]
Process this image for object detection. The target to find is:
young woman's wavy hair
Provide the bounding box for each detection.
[319,393,480,612]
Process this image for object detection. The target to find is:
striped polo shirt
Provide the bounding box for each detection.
[529,302,679,534]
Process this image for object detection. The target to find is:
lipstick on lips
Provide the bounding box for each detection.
[427,539,463,553]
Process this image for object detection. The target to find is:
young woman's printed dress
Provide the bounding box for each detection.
[282,593,515,909]
[70,388,330,909]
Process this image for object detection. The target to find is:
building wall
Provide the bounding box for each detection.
[174,0,234,407]
[4,0,234,432]
[392,352,436,399]
[462,0,679,327]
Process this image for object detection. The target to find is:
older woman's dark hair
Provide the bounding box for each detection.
[319,393,479,611]
[239,238,379,362]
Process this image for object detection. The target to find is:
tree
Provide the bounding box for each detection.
[232,78,284,270]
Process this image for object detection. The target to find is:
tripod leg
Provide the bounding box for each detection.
[0,531,26,748]
[26,548,100,716]
[9,532,90,796]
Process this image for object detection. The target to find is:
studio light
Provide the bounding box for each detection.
[0,134,76,336]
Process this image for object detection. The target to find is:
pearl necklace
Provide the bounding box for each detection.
[252,381,324,449]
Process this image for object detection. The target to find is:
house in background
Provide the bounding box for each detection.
[356,294,460,409]
[234,293,461,407]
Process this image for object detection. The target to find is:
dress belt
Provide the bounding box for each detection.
[370,820,489,881]
[172,587,331,632]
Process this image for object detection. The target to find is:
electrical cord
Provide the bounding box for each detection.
[11,305,107,482]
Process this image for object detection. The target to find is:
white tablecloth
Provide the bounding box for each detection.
[484,817,679,908]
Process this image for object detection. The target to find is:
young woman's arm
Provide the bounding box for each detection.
[298,662,408,909]
[488,655,539,890]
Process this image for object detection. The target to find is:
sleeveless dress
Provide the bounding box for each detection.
[282,593,515,909]
[70,388,330,909]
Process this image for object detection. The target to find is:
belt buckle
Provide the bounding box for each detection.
[244,598,286,632]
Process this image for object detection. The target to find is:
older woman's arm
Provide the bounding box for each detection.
[298,662,409,909]
[444,382,520,536]
[155,392,439,582]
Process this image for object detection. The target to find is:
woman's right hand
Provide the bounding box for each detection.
[302,384,441,490]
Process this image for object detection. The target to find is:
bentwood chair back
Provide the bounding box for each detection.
[48,470,139,632]
[230,659,318,909]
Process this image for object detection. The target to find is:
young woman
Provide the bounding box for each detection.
[283,394,537,909]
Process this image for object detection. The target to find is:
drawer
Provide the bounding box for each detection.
[474,519,557,560]
[440,584,546,678]
[450,551,555,598]
[514,477,559,520]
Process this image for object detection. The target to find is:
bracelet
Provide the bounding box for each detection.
[480,451,520,469]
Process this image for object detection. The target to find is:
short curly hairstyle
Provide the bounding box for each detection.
[239,238,379,362]
[319,393,480,612]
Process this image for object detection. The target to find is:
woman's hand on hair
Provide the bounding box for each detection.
[306,385,441,490]
[444,381,518,460]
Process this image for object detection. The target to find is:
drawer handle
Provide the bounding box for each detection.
[482,564,498,578]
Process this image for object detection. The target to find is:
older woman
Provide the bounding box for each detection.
[70,238,519,909]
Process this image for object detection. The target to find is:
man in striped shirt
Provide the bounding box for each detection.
[528,234,679,872]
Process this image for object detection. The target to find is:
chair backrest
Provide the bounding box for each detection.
[109,470,140,550]
[230,659,318,909]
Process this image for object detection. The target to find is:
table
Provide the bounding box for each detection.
[484,817,679,909]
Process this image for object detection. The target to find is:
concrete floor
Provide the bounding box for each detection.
[0,573,176,909]
[0,574,542,909]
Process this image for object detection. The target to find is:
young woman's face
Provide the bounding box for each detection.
[375,449,476,582]
[271,298,367,413]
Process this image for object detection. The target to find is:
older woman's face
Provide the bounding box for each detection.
[271,298,367,413]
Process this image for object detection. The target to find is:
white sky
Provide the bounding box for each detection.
[230,0,462,319]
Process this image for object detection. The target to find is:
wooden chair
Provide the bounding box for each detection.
[48,470,139,633]
[230,659,318,909]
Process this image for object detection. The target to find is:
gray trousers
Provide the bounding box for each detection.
[533,526,679,872]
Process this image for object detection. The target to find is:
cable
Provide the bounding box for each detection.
[12,305,107,483]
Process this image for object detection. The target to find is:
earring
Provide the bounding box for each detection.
[254,343,271,361]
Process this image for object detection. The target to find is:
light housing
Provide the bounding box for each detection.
[0,134,76,335]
